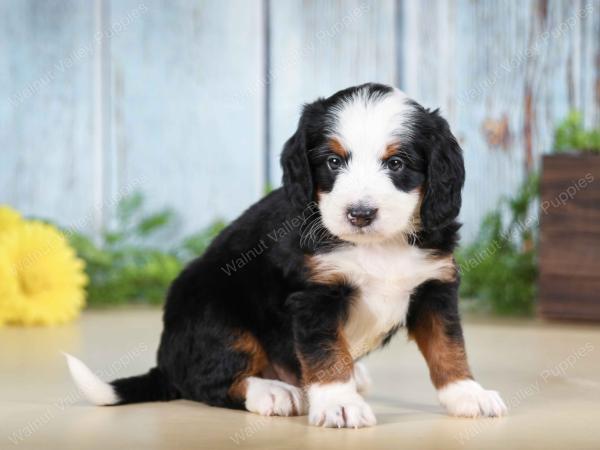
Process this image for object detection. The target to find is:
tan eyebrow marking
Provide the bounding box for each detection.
[384,143,399,159]
[329,138,348,158]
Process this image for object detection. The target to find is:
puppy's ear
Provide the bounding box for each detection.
[281,129,312,209]
[281,101,324,209]
[420,112,465,230]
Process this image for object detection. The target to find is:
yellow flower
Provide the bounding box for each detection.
[0,252,20,325]
[0,206,23,234]
[0,221,88,326]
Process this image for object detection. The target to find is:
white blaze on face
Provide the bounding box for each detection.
[319,88,420,244]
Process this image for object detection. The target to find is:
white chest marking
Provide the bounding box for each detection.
[311,243,455,359]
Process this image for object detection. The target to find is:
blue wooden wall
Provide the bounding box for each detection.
[401,0,600,239]
[1,0,599,242]
[1,0,96,230]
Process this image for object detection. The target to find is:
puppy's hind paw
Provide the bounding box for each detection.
[245,378,307,417]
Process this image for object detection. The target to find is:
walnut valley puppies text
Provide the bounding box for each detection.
[220,202,319,276]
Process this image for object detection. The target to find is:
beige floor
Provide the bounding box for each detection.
[1,309,599,450]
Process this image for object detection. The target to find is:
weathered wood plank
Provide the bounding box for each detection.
[539,275,600,320]
[109,0,265,239]
[539,154,600,320]
[0,0,96,230]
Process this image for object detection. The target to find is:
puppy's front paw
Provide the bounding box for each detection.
[438,379,507,418]
[353,362,372,394]
[308,381,376,428]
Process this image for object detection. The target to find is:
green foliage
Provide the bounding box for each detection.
[457,175,539,316]
[459,111,599,314]
[67,193,225,307]
[554,111,600,153]
[177,220,226,261]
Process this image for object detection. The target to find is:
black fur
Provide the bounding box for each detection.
[107,83,467,409]
[287,282,354,376]
[406,278,465,345]
[415,107,465,231]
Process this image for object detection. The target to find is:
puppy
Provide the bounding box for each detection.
[66,83,506,428]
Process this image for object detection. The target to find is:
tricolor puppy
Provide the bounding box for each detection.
[66,83,506,428]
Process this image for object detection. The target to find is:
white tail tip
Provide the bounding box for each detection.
[63,352,119,406]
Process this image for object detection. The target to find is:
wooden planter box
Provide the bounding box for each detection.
[538,153,600,321]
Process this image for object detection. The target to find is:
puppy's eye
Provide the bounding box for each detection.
[327,156,342,170]
[386,157,404,172]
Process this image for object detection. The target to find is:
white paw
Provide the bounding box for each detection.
[438,379,507,418]
[245,377,307,416]
[353,362,372,394]
[308,380,376,428]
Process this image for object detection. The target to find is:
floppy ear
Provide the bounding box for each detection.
[420,113,465,230]
[280,122,313,209]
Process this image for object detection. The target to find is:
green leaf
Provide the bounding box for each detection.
[136,209,175,236]
[116,191,144,226]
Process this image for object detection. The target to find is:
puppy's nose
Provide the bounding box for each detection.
[347,205,378,228]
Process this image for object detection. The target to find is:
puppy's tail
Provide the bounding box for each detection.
[64,353,176,406]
